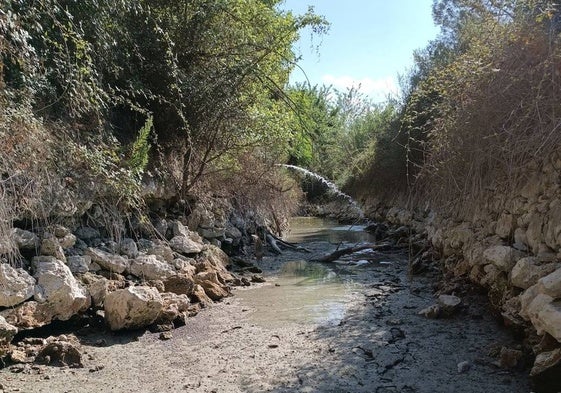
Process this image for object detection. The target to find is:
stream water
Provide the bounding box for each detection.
[235,217,378,328]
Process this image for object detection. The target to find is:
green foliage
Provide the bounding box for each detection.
[127,115,153,175]
[0,0,329,235]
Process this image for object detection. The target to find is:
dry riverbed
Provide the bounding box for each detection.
[0,241,530,393]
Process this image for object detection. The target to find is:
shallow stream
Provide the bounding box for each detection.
[236,217,378,328]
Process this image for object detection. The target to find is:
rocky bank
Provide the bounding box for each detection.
[362,152,561,391]
[0,200,263,369]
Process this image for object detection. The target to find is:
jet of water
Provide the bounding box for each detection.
[280,164,364,219]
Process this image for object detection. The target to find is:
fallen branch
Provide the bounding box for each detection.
[311,243,392,263]
[266,232,311,252]
[266,233,282,255]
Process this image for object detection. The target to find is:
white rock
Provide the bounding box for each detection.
[104,286,163,330]
[496,213,515,239]
[146,242,175,263]
[40,238,66,263]
[533,299,561,342]
[120,238,138,259]
[0,263,36,307]
[12,228,39,250]
[483,245,522,272]
[526,213,544,254]
[58,233,77,249]
[169,235,203,255]
[437,294,461,316]
[172,221,204,243]
[158,292,191,324]
[173,258,197,275]
[130,254,176,280]
[0,315,18,351]
[90,279,124,308]
[537,267,561,298]
[511,258,559,289]
[545,199,561,250]
[32,256,90,320]
[67,255,91,274]
[85,247,129,273]
[519,284,539,320]
[513,228,528,251]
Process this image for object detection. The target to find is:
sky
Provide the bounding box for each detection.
[280,1,441,102]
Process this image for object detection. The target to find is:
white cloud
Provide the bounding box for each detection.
[321,74,399,102]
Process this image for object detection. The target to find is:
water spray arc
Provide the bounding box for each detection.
[280,164,364,219]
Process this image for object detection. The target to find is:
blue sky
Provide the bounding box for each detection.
[280,1,440,102]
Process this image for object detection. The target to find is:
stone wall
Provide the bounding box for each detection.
[363,152,561,385]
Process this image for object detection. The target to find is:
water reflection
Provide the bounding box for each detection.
[237,260,357,328]
[284,217,375,244]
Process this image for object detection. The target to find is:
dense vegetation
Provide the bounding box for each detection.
[0,0,327,252]
[290,0,561,218]
[2,0,560,253]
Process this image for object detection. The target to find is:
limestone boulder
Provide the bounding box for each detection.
[157,292,191,325]
[0,263,36,307]
[169,235,203,255]
[1,301,55,328]
[146,241,175,263]
[12,228,39,250]
[194,245,233,283]
[513,228,528,251]
[190,283,214,306]
[225,224,242,240]
[483,245,523,272]
[532,299,561,342]
[40,238,67,263]
[81,273,125,307]
[496,213,515,239]
[32,256,90,320]
[531,348,561,393]
[57,233,77,249]
[198,227,225,240]
[538,267,561,298]
[0,316,18,356]
[74,227,100,242]
[173,258,197,276]
[194,271,230,301]
[85,247,129,274]
[104,286,163,330]
[511,258,559,289]
[171,221,203,242]
[130,254,176,281]
[544,199,561,250]
[519,284,540,320]
[66,255,91,274]
[447,226,474,250]
[119,238,139,259]
[163,274,195,296]
[526,212,544,254]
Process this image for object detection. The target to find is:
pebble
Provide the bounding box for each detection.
[457,361,471,373]
[159,331,173,340]
[418,304,440,319]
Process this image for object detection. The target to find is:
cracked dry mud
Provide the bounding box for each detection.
[0,240,530,393]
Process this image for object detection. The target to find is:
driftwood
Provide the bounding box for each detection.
[312,243,392,263]
[266,232,311,253]
[266,234,282,255]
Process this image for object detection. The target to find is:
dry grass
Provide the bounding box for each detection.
[408,23,561,218]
